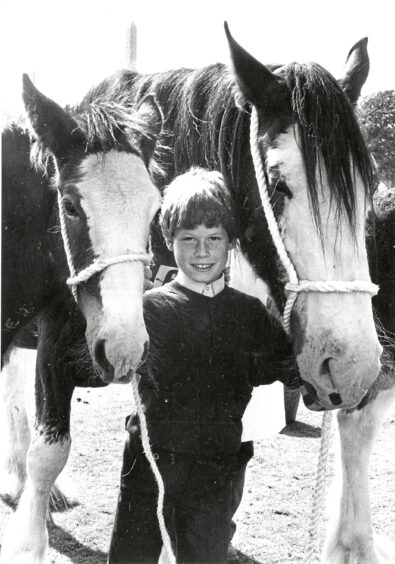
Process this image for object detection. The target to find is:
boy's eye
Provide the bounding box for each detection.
[209,236,221,241]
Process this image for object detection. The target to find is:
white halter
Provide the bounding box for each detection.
[57,191,152,302]
[249,106,378,561]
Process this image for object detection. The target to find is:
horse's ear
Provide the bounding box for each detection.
[339,38,369,105]
[224,22,278,107]
[22,74,84,161]
[133,95,162,165]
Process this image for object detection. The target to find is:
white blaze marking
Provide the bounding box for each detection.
[78,151,160,257]
[75,150,161,378]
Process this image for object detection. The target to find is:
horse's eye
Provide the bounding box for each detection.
[274,179,293,199]
[63,198,79,218]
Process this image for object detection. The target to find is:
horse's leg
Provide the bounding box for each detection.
[284,388,301,424]
[323,369,395,564]
[0,347,34,502]
[0,345,77,513]
[1,306,76,564]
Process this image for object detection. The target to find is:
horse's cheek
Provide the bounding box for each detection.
[291,301,306,356]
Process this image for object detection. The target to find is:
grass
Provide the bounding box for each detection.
[0,384,394,563]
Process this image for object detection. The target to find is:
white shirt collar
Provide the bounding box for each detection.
[174,271,225,298]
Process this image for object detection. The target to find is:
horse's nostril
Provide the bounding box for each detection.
[95,339,113,373]
[329,392,342,406]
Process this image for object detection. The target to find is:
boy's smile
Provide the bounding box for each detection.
[167,224,234,284]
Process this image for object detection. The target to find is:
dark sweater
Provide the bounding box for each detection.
[128,281,299,457]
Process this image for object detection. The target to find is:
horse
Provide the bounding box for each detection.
[1,24,393,563]
[0,81,163,562]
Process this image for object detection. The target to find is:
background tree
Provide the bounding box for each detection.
[359,90,395,187]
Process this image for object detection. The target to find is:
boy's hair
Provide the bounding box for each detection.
[160,168,238,241]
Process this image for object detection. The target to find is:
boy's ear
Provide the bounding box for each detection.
[166,239,174,251]
[228,239,236,251]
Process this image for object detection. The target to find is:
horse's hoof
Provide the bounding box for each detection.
[322,534,395,564]
[49,473,79,512]
[0,521,49,564]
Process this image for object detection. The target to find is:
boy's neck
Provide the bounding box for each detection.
[174,271,225,298]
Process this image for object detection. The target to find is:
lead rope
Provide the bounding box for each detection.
[57,191,175,562]
[131,378,176,564]
[249,107,378,562]
[302,411,334,563]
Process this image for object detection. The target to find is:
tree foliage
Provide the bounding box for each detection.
[359,90,395,187]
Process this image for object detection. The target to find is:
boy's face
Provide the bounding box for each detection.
[167,223,234,284]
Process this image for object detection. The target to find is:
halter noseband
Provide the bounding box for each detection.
[249,107,378,334]
[57,191,152,302]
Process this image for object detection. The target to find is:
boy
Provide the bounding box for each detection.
[108,168,300,564]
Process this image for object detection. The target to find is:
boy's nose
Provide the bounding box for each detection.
[195,240,209,256]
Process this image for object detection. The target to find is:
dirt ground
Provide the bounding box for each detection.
[0,384,394,564]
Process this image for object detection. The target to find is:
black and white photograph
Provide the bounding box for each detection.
[1,0,394,562]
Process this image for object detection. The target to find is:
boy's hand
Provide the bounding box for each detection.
[144,265,154,291]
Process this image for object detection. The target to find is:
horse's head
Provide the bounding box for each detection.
[225,25,382,410]
[22,75,162,383]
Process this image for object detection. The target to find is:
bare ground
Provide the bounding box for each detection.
[0,385,394,563]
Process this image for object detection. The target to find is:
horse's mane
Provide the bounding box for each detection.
[125,61,374,227]
[72,79,147,153]
[2,120,27,136]
[29,73,164,178]
[131,64,247,190]
[26,58,374,223]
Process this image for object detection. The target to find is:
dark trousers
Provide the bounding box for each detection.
[108,434,239,564]
[229,441,254,541]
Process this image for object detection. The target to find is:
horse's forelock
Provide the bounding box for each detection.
[28,84,165,177]
[129,59,374,236]
[70,100,149,154]
[135,64,251,205]
[285,62,374,228]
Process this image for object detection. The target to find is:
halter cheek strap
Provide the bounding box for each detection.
[57,191,152,302]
